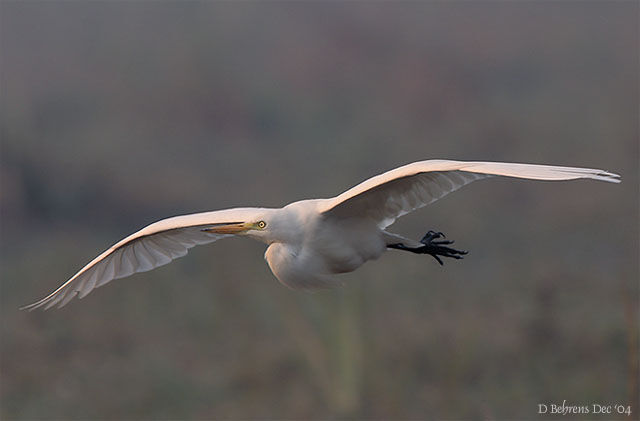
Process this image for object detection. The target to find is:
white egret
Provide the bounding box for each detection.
[22,159,620,310]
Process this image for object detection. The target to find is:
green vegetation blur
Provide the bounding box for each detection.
[1,2,637,420]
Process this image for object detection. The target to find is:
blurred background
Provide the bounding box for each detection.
[1,2,638,420]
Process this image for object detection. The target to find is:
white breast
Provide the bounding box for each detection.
[263,211,386,290]
[264,242,338,289]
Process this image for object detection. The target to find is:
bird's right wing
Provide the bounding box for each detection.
[320,159,620,228]
[22,207,267,310]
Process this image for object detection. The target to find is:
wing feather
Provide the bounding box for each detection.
[22,207,269,310]
[321,159,620,227]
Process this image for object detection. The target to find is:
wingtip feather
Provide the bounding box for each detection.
[20,297,50,311]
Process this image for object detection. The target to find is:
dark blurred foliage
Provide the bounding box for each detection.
[1,2,638,420]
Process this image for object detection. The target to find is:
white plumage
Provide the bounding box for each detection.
[22,159,620,310]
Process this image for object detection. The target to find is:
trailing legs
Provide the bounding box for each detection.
[387,230,468,265]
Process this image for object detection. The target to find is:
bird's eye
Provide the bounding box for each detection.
[257,221,267,229]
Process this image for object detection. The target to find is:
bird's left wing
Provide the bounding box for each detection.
[320,159,620,228]
[22,208,265,310]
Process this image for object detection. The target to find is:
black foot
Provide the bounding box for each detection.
[388,230,468,266]
[421,230,445,244]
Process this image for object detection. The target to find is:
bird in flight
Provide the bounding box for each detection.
[22,159,620,310]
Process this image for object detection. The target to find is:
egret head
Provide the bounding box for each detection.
[201,219,266,234]
[200,209,282,243]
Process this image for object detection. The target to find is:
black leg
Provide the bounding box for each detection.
[388,230,468,265]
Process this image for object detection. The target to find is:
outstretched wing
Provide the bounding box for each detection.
[320,159,620,228]
[22,207,267,310]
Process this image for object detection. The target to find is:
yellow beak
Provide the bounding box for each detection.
[202,222,252,235]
